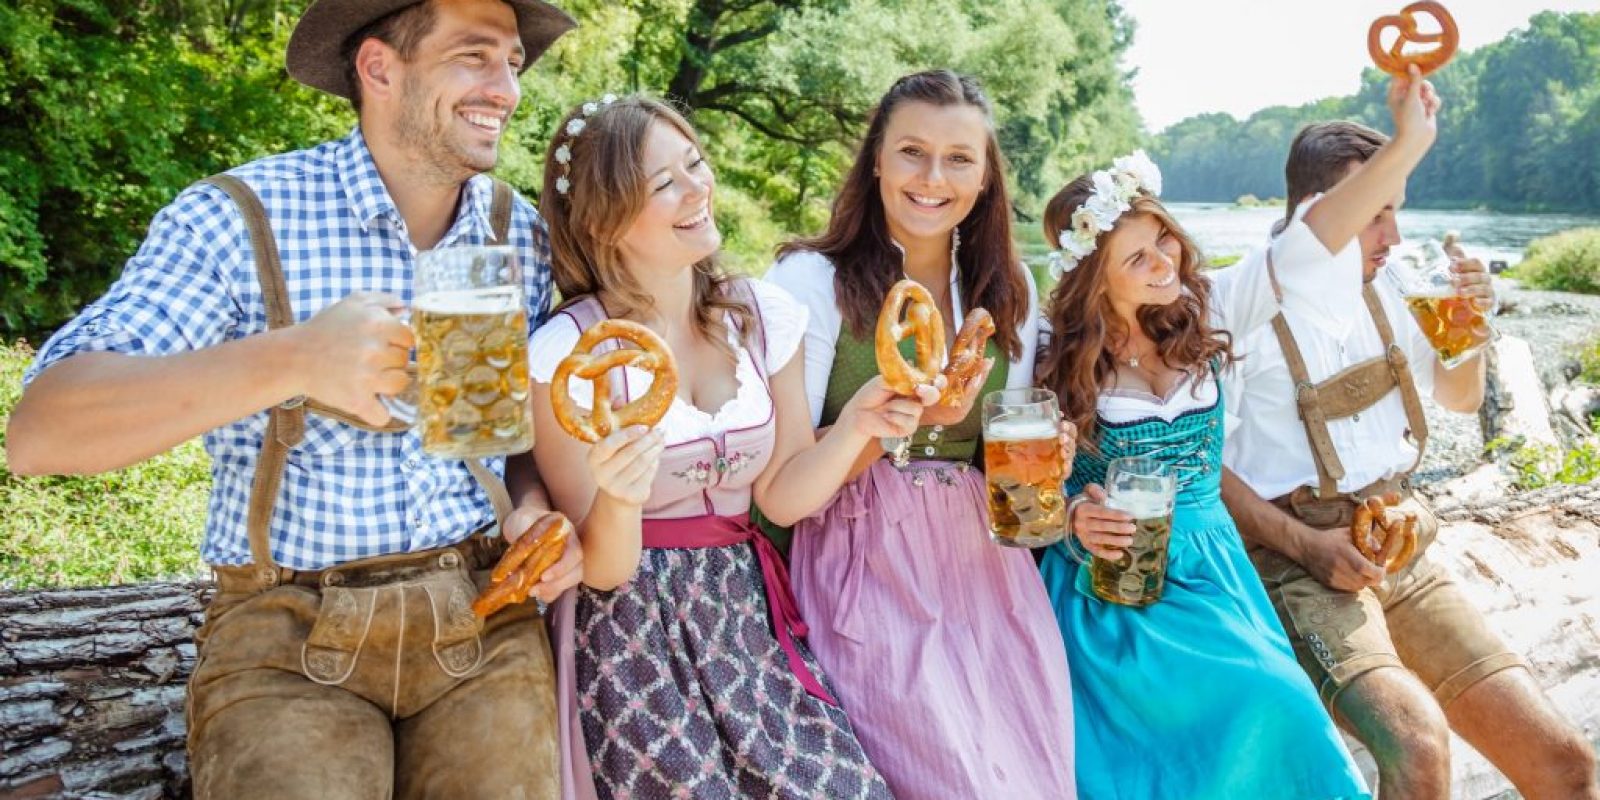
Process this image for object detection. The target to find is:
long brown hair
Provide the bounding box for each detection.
[775,70,1027,359]
[1034,175,1235,447]
[541,94,752,359]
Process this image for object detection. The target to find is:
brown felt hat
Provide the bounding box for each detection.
[287,0,576,100]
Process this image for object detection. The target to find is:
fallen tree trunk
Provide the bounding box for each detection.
[1,583,208,800]
[2,485,1598,799]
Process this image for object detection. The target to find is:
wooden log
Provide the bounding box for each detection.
[2,488,1597,799]
[1479,335,1562,459]
[0,583,206,800]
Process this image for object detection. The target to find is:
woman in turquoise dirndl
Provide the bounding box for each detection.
[1033,153,1371,799]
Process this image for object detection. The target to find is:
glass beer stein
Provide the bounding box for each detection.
[1090,457,1176,607]
[1387,239,1495,369]
[982,388,1067,548]
[405,245,533,459]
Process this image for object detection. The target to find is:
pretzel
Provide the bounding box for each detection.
[1350,494,1419,574]
[876,280,947,396]
[473,512,573,618]
[1368,1,1459,78]
[551,319,678,443]
[938,308,995,406]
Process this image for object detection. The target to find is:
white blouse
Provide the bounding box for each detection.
[763,250,1041,428]
[527,280,808,445]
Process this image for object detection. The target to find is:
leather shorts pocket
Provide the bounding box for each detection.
[301,586,377,685]
[424,570,485,678]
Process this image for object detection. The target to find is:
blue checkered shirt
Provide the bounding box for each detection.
[25,128,554,570]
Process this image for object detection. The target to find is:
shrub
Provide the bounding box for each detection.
[0,340,208,588]
[1513,227,1600,295]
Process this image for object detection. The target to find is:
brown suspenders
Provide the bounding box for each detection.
[1269,283,1430,499]
[203,174,517,583]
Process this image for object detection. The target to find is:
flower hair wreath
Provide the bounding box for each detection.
[552,93,619,196]
[1047,150,1164,278]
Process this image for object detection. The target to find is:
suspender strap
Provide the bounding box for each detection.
[1361,283,1430,474]
[489,178,513,245]
[205,174,519,580]
[1270,313,1345,497]
[205,174,301,580]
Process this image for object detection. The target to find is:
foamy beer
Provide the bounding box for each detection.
[411,246,533,459]
[1091,457,1176,607]
[1391,239,1494,368]
[982,388,1067,548]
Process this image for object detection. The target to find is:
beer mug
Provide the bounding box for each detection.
[982,388,1067,548]
[406,245,533,459]
[1387,238,1495,369]
[1090,457,1176,607]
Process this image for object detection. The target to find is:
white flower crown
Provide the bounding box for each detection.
[552,93,619,196]
[1047,149,1164,278]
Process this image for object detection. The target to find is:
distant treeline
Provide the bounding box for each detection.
[1151,12,1600,214]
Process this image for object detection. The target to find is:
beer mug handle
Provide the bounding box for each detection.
[379,305,419,425]
[378,362,421,426]
[1063,495,1094,565]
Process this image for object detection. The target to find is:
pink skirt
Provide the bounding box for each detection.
[790,458,1078,799]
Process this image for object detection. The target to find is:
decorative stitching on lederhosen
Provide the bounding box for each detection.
[1269,273,1430,499]
[202,174,517,584]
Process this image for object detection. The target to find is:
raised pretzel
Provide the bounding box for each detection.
[473,512,573,618]
[551,319,678,443]
[1350,494,1419,575]
[1368,1,1459,78]
[876,280,947,396]
[939,308,995,406]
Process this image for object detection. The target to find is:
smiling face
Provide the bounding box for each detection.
[1099,212,1185,316]
[615,120,720,275]
[875,100,989,251]
[388,0,524,180]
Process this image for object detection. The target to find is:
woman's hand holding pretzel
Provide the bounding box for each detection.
[588,424,665,507]
[838,376,939,441]
[1071,484,1135,561]
[920,357,994,428]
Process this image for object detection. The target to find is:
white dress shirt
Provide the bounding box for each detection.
[1223,215,1443,500]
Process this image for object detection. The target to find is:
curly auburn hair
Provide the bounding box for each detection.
[1034,175,1236,448]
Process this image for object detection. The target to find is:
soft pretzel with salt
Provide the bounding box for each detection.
[551,320,678,443]
[876,280,947,397]
[473,513,573,618]
[939,308,995,406]
[1368,1,1459,78]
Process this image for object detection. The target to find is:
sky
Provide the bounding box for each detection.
[1119,0,1599,133]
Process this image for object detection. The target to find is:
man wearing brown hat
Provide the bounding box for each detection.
[7,0,581,796]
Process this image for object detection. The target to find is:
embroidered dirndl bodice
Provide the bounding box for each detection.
[551,281,777,519]
[1066,377,1226,507]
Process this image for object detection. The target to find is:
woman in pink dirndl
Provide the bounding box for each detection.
[528,95,925,799]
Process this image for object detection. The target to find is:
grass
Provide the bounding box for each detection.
[0,340,208,589]
[1509,227,1600,295]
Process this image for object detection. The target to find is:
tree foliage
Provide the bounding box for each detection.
[1151,11,1600,214]
[0,0,1140,339]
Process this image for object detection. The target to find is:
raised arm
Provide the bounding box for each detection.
[1302,66,1439,254]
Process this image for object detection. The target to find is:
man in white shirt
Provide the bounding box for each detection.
[1222,121,1598,799]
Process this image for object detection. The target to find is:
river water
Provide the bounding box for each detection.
[1164,203,1600,267]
